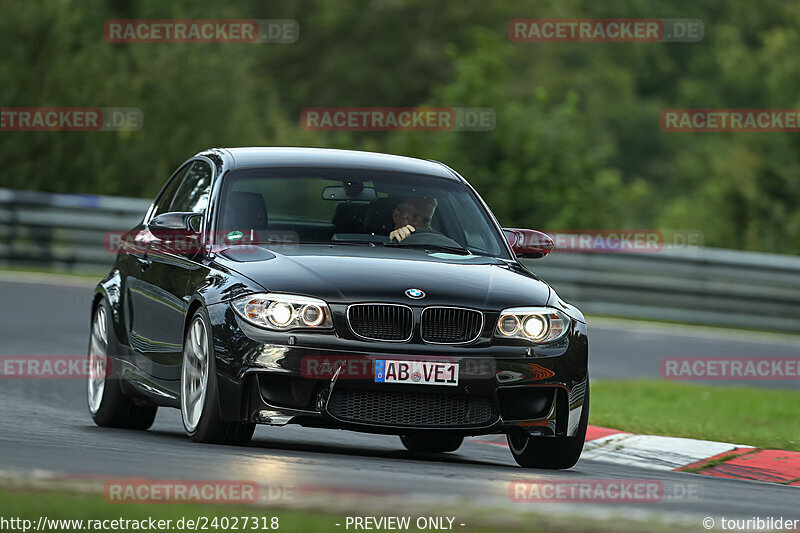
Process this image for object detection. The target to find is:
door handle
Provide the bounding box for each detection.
[136,253,151,270]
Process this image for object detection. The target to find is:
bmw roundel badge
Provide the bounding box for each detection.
[405,288,425,299]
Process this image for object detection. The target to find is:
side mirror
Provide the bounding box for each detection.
[148,212,202,243]
[503,228,554,259]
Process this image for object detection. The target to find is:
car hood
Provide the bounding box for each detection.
[214,245,550,310]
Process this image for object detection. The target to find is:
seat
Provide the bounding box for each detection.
[331,201,369,233]
[221,191,269,241]
[363,197,399,236]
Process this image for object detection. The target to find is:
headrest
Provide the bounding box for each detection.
[363,197,399,235]
[332,202,368,233]
[222,191,269,232]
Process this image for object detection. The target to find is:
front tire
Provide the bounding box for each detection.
[507,381,590,469]
[181,308,255,445]
[400,433,464,453]
[87,298,157,429]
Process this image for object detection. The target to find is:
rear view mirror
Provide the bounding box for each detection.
[503,228,554,259]
[322,184,377,201]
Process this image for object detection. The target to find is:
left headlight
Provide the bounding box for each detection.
[232,293,333,331]
[495,307,570,343]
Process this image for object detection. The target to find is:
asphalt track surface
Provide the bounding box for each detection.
[0,274,798,527]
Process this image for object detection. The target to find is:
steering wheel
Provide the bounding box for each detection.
[397,228,464,248]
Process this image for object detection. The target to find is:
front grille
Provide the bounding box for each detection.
[327,389,495,427]
[421,307,483,344]
[348,304,412,341]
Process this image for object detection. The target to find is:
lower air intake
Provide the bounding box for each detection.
[327,389,495,427]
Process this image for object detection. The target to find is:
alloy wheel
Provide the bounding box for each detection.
[87,306,108,414]
[181,317,209,432]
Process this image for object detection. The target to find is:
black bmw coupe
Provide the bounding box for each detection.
[88,147,589,469]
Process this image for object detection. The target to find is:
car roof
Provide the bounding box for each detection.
[202,147,460,180]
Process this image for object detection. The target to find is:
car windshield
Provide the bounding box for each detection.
[216,167,509,258]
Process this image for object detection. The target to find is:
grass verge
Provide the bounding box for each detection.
[590,380,800,451]
[0,265,101,282]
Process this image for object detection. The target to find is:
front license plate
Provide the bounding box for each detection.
[374,360,459,386]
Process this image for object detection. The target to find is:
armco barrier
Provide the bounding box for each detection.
[1,188,798,332]
[0,188,150,272]
[527,248,800,332]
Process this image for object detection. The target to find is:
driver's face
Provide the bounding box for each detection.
[393,201,435,229]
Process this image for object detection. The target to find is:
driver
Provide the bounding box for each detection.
[389,196,438,242]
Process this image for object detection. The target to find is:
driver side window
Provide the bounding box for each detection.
[152,163,191,218]
[152,160,213,219]
[170,161,212,214]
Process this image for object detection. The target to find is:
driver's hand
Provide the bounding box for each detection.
[389,224,415,242]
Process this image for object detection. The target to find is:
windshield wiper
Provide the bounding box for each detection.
[383,242,474,255]
[293,240,377,246]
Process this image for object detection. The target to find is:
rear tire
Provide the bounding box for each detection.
[400,433,464,453]
[181,308,255,445]
[88,298,157,430]
[507,380,590,469]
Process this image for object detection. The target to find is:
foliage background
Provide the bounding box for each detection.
[1,0,799,253]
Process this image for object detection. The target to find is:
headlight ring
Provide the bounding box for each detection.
[495,307,570,343]
[233,293,333,331]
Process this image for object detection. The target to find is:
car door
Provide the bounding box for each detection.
[126,159,213,381]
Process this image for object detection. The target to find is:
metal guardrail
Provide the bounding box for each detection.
[527,248,800,332]
[0,188,150,272]
[1,187,799,332]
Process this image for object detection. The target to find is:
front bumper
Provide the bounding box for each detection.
[209,304,589,438]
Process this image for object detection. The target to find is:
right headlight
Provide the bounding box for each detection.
[232,293,333,331]
[495,307,570,343]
